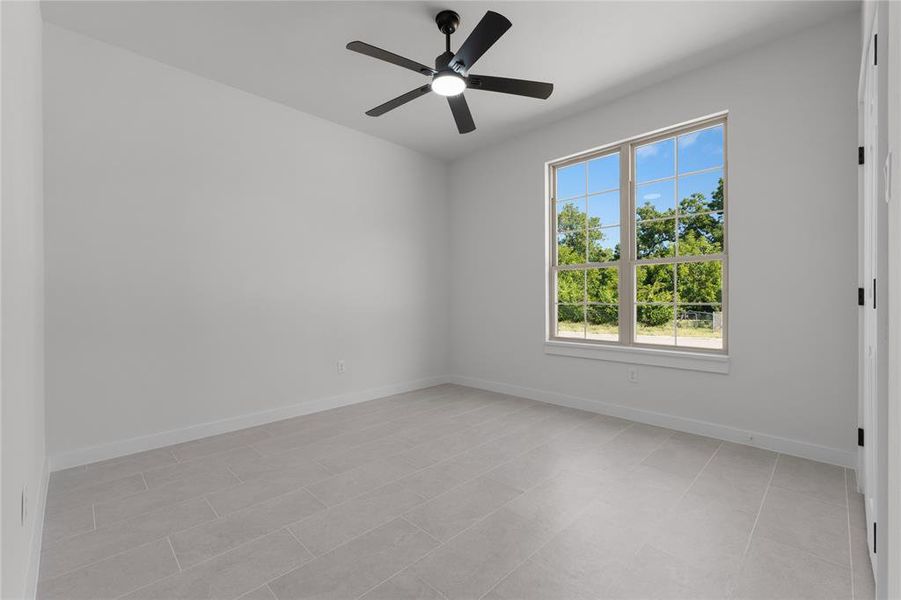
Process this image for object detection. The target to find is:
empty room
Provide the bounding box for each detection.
[3,1,901,599]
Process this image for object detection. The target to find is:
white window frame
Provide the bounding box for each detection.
[545,113,729,373]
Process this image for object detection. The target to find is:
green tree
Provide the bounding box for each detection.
[557,178,723,330]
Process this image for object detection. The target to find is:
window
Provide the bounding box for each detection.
[549,115,727,354]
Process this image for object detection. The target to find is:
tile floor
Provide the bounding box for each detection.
[38,384,874,599]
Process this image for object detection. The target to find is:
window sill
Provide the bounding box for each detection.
[544,340,730,374]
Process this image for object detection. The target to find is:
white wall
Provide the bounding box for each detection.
[43,25,448,462]
[448,13,860,464]
[1,1,46,597]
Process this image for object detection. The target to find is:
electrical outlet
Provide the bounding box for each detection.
[336,360,346,374]
[21,484,28,526]
[628,367,638,383]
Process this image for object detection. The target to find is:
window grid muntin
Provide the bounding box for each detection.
[549,114,727,353]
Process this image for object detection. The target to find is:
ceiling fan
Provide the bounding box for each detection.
[346,10,554,134]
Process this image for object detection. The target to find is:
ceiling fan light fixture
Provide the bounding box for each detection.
[431,73,466,96]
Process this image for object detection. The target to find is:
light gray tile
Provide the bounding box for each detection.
[846,467,859,494]
[412,508,555,600]
[487,558,594,600]
[93,469,239,527]
[771,454,847,507]
[305,459,416,506]
[206,461,332,516]
[269,518,438,600]
[606,544,731,599]
[594,465,693,519]
[686,456,772,516]
[483,444,582,492]
[49,449,176,497]
[316,436,418,474]
[172,428,271,462]
[40,497,215,581]
[755,485,850,567]
[691,444,775,507]
[851,523,875,600]
[122,529,311,600]
[37,539,179,600]
[360,570,444,600]
[45,473,147,517]
[290,481,425,556]
[528,500,647,591]
[143,446,261,489]
[237,585,277,600]
[404,476,522,541]
[645,490,756,577]
[849,488,867,533]
[711,442,778,478]
[541,417,630,453]
[170,488,325,569]
[641,432,721,478]
[250,425,346,457]
[579,423,674,472]
[732,536,852,600]
[38,389,865,600]
[503,469,609,533]
[42,503,95,545]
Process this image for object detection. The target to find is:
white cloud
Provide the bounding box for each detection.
[679,131,701,147]
[636,144,659,158]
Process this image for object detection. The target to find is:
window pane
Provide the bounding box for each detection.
[678,169,723,214]
[557,163,585,199]
[557,232,585,265]
[587,267,618,303]
[556,269,585,304]
[676,304,723,349]
[557,199,585,232]
[556,304,585,338]
[678,213,723,256]
[587,305,618,342]
[636,218,676,258]
[588,153,619,193]
[587,191,619,227]
[676,260,723,304]
[588,227,620,262]
[636,137,674,183]
[636,263,675,303]
[636,179,675,221]
[636,304,675,346]
[678,125,723,174]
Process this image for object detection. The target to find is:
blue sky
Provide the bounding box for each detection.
[558,125,723,227]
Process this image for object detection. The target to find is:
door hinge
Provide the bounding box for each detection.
[858,287,865,306]
[859,146,865,165]
[858,427,864,446]
[873,278,877,309]
[874,34,878,66]
[874,522,877,553]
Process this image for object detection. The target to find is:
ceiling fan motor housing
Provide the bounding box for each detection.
[435,50,455,72]
[435,10,460,35]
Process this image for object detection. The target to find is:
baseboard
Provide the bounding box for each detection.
[24,458,50,600]
[450,374,856,468]
[49,375,450,471]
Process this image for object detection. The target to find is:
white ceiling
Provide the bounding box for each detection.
[41,1,857,161]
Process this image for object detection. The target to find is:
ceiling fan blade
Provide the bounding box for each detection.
[449,11,511,75]
[467,74,554,99]
[447,94,476,134]
[366,85,432,117]
[346,41,436,76]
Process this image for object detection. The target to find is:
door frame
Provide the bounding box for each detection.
[858,9,880,577]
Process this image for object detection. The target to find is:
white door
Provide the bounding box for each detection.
[859,24,879,576]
